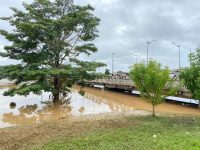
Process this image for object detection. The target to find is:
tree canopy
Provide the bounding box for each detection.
[180,49,200,107]
[129,61,170,116]
[105,69,111,75]
[0,0,105,102]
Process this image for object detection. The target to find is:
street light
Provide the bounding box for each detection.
[189,49,192,67]
[130,51,138,64]
[172,42,181,69]
[147,40,156,64]
[134,54,138,64]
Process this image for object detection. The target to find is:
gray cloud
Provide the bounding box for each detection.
[81,0,200,71]
[1,0,200,71]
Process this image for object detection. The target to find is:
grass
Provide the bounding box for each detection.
[34,116,200,150]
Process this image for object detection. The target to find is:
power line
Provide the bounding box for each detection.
[146,40,156,63]
[173,27,200,40]
[172,42,181,69]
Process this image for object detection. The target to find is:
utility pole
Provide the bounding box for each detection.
[147,40,156,64]
[190,49,192,66]
[112,53,115,74]
[135,54,138,64]
[172,42,181,69]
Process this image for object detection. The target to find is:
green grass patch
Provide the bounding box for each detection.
[35,116,200,150]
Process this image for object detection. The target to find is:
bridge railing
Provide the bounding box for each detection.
[93,78,134,86]
[92,78,189,93]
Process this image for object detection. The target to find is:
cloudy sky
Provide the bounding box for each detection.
[1,0,200,72]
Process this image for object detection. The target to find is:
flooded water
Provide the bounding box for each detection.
[0,82,200,128]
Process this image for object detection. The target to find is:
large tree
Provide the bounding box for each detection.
[180,49,200,107]
[129,61,170,117]
[0,0,104,102]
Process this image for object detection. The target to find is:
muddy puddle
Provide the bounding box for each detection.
[0,81,200,128]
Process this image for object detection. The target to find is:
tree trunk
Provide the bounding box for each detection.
[152,104,155,117]
[53,75,60,103]
[53,54,60,103]
[198,101,200,108]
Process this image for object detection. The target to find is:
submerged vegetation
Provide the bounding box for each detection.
[0,1,200,150]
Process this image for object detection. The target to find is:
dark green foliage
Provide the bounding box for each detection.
[0,0,105,101]
[79,89,85,96]
[180,49,200,107]
[105,69,111,75]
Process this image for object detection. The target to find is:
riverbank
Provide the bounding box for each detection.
[1,112,200,150]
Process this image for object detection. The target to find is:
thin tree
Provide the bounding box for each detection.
[0,0,105,102]
[130,61,170,117]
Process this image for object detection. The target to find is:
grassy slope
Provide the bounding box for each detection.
[35,116,200,150]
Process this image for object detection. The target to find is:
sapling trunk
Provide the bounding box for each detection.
[152,104,156,117]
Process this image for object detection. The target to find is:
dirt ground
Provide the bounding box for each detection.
[0,112,148,150]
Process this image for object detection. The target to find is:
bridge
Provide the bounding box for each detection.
[89,70,189,97]
[90,78,188,93]
[91,78,135,93]
[89,78,198,105]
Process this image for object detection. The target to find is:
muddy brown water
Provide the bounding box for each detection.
[0,83,200,128]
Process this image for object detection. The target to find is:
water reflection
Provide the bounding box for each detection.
[2,100,73,126]
[1,84,200,128]
[0,87,111,128]
[83,87,200,116]
[84,92,134,112]
[38,100,72,121]
[78,107,85,113]
[3,105,38,125]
